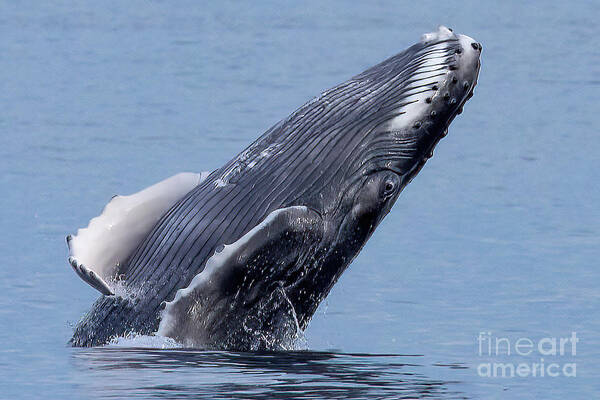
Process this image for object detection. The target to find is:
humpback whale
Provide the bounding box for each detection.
[68,26,481,349]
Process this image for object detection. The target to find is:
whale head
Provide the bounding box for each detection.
[349,25,481,189]
[288,27,482,326]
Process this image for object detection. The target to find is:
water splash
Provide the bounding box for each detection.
[107,334,182,349]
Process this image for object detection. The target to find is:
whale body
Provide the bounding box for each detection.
[68,26,481,349]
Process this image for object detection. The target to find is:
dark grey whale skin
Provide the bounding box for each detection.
[71,29,481,348]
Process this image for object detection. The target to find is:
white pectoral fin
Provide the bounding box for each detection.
[67,171,211,294]
[157,206,324,344]
[68,254,114,296]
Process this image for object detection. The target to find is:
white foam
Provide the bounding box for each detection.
[106,334,183,349]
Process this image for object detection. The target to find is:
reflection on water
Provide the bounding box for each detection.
[72,348,468,399]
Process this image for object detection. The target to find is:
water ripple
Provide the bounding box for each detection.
[71,348,469,399]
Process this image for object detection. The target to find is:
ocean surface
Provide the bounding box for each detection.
[1,1,598,399]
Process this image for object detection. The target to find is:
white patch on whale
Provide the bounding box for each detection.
[455,32,481,88]
[384,25,481,134]
[420,25,454,43]
[213,143,281,187]
[386,26,458,131]
[68,171,210,295]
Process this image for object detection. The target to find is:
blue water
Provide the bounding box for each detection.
[1,1,598,399]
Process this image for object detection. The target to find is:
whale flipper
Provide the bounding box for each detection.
[67,171,210,295]
[158,205,324,348]
[68,255,114,295]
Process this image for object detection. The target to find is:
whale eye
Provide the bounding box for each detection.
[381,175,400,199]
